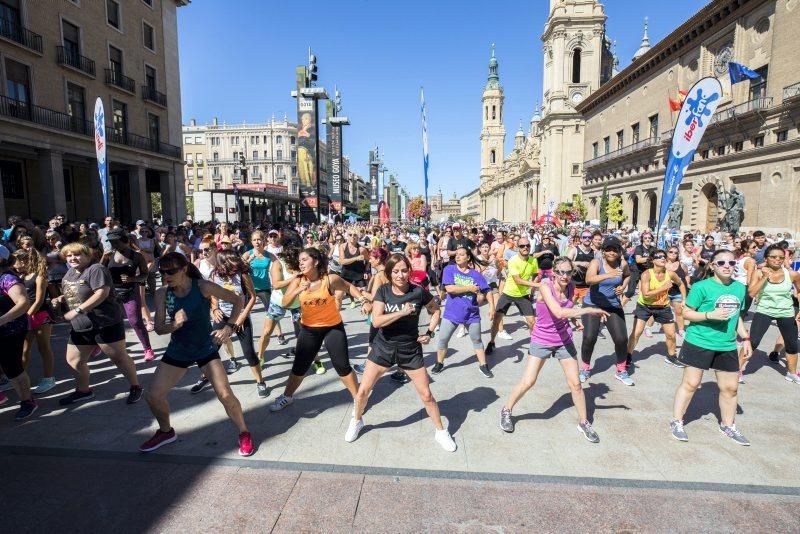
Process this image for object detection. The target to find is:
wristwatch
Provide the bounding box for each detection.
[425,329,436,339]
[75,307,84,315]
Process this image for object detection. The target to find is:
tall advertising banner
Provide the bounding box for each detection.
[369,150,378,221]
[326,101,343,213]
[420,87,430,205]
[93,98,108,217]
[658,77,722,232]
[296,67,318,222]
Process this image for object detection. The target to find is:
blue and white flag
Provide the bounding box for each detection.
[728,62,761,85]
[658,77,723,232]
[93,98,108,217]
[420,87,430,203]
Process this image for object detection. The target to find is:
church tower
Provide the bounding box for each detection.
[480,45,506,184]
[539,0,609,208]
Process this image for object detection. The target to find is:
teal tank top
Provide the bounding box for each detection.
[755,268,795,318]
[165,278,216,360]
[247,251,272,291]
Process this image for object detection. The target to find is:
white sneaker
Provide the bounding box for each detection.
[269,394,293,412]
[497,330,513,340]
[455,326,467,338]
[784,372,800,384]
[435,429,457,452]
[644,327,653,338]
[345,417,364,442]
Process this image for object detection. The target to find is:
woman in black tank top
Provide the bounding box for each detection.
[339,232,368,288]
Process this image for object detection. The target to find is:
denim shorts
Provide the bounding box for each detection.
[529,342,577,360]
[267,302,301,322]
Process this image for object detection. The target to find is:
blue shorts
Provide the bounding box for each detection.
[267,302,301,322]
[668,293,683,303]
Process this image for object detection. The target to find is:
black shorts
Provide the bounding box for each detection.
[678,340,739,372]
[633,303,674,325]
[69,322,126,346]
[368,332,425,370]
[343,276,368,288]
[496,293,534,317]
[161,351,221,369]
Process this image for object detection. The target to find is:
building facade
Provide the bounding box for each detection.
[430,188,462,221]
[460,187,481,220]
[0,0,188,224]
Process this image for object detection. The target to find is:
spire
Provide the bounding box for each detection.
[529,102,541,137]
[515,120,525,149]
[632,17,651,62]
[612,39,620,76]
[485,43,501,90]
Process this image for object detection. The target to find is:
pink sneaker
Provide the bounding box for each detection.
[238,431,255,456]
[144,349,156,362]
[0,392,7,405]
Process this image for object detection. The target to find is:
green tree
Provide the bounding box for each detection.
[599,185,609,229]
[150,192,162,220]
[607,195,627,229]
[185,195,194,220]
[357,199,370,220]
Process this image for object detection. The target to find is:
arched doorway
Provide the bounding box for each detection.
[700,183,718,232]
[631,194,639,227]
[646,192,658,229]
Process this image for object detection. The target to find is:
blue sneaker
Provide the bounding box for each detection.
[615,371,634,386]
[579,369,590,383]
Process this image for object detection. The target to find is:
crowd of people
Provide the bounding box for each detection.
[0,212,798,455]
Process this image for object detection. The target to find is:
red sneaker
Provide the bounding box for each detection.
[139,428,177,452]
[238,431,255,456]
[143,349,156,362]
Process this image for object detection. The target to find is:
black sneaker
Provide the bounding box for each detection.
[486,341,496,355]
[59,389,95,406]
[282,348,296,359]
[431,362,444,375]
[127,385,144,404]
[277,334,288,346]
[664,355,686,368]
[225,359,241,375]
[14,400,38,421]
[256,382,269,398]
[190,378,209,394]
[478,364,494,378]
[769,351,780,362]
[353,363,365,375]
[390,370,409,384]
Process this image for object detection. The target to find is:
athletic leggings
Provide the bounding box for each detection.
[437,318,484,350]
[624,269,642,298]
[213,314,258,367]
[293,322,351,377]
[0,330,26,379]
[121,291,151,350]
[750,312,798,354]
[580,306,628,371]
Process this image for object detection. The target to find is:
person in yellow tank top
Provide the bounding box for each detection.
[627,249,687,368]
[268,247,369,412]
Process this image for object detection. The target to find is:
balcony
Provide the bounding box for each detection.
[0,94,91,135]
[104,69,135,94]
[783,81,800,103]
[0,18,42,54]
[584,136,660,169]
[141,85,167,107]
[106,128,182,159]
[710,96,773,126]
[56,46,95,77]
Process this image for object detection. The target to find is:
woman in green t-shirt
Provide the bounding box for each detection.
[670,249,753,446]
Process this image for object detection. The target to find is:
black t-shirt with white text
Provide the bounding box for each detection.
[374,283,433,342]
[447,236,476,264]
[633,244,656,272]
[386,240,407,254]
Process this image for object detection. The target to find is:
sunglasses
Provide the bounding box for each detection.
[554,269,572,277]
[159,267,181,276]
[200,248,211,254]
[581,235,592,239]
[714,260,736,267]
[518,244,531,249]
[652,254,666,260]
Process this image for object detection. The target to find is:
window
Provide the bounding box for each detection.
[490,149,496,164]
[187,188,193,194]
[196,153,203,163]
[112,99,127,137]
[291,166,297,177]
[631,122,640,143]
[109,45,123,75]
[144,65,156,90]
[232,151,238,160]
[142,0,152,6]
[276,135,283,145]
[491,106,496,120]
[592,142,598,158]
[252,150,258,159]
[187,168,193,177]
[701,149,710,159]
[715,145,725,156]
[776,130,788,142]
[106,0,120,30]
[197,168,204,178]
[276,166,285,178]
[252,166,259,175]
[0,0,21,31]
[263,150,268,159]
[290,150,296,162]
[142,21,155,51]
[148,113,160,143]
[603,136,610,154]
[186,153,193,164]
[62,19,81,59]
[616,130,624,150]
[572,48,582,83]
[194,136,200,144]
[232,136,239,145]
[263,135,267,144]
[572,164,580,175]
[4,58,30,103]
[0,160,25,200]
[749,65,768,101]
[290,136,296,145]
[213,152,218,161]
[648,115,658,139]
[276,149,283,160]
[184,136,192,144]
[734,141,743,152]
[753,135,764,148]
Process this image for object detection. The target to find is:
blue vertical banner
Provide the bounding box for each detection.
[657,77,723,232]
[420,87,430,206]
[93,98,108,217]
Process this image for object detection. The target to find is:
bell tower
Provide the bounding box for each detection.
[480,44,506,184]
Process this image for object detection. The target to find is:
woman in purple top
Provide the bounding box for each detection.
[499,257,608,442]
[432,246,495,378]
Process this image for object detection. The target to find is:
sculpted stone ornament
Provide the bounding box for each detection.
[718,184,745,233]
[666,195,684,229]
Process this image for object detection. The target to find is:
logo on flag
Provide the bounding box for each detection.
[728,62,761,85]
[94,98,108,217]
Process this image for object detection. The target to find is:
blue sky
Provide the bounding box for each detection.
[178,0,708,199]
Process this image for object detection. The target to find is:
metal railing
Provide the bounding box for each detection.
[710,96,773,125]
[141,85,167,107]
[0,17,42,53]
[0,94,92,135]
[783,81,800,101]
[56,46,95,76]
[584,136,660,168]
[104,68,136,93]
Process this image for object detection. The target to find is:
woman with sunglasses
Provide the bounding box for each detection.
[579,237,632,385]
[268,247,367,412]
[194,236,218,280]
[500,257,608,441]
[242,230,283,339]
[568,231,596,305]
[134,225,159,331]
[745,244,800,384]
[140,252,254,455]
[671,249,752,445]
[626,249,686,368]
[623,232,656,306]
[665,246,691,338]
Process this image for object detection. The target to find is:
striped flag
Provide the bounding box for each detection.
[420,87,430,204]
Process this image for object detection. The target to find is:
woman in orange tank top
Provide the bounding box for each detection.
[268,247,369,412]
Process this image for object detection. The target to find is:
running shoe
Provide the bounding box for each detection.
[282,348,296,359]
[455,326,467,338]
[499,407,514,433]
[14,400,38,421]
[664,355,685,368]
[269,394,293,412]
[670,419,688,441]
[224,359,241,375]
[719,424,750,446]
[769,351,780,362]
[485,341,496,355]
[126,385,144,404]
[738,371,745,384]
[579,369,590,383]
[0,392,7,405]
[59,389,95,406]
[615,371,634,386]
[497,330,513,340]
[431,362,444,375]
[478,364,494,378]
[313,360,326,375]
[578,421,600,443]
[256,382,269,398]
[390,370,410,384]
[784,372,800,384]
[139,428,177,452]
[345,417,365,442]
[434,429,457,452]
[238,431,255,456]
[0,377,14,393]
[32,377,56,394]
[277,334,288,346]
[353,363,365,375]
[190,377,209,394]
[143,349,156,362]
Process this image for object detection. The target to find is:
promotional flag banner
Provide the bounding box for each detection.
[93,98,108,217]
[668,89,688,111]
[420,87,430,204]
[728,62,761,85]
[658,77,723,232]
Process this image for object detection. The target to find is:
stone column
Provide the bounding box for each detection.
[159,170,176,224]
[130,167,150,221]
[37,150,67,219]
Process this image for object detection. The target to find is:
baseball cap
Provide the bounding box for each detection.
[452,223,462,230]
[602,236,623,251]
[0,244,9,261]
[136,219,146,226]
